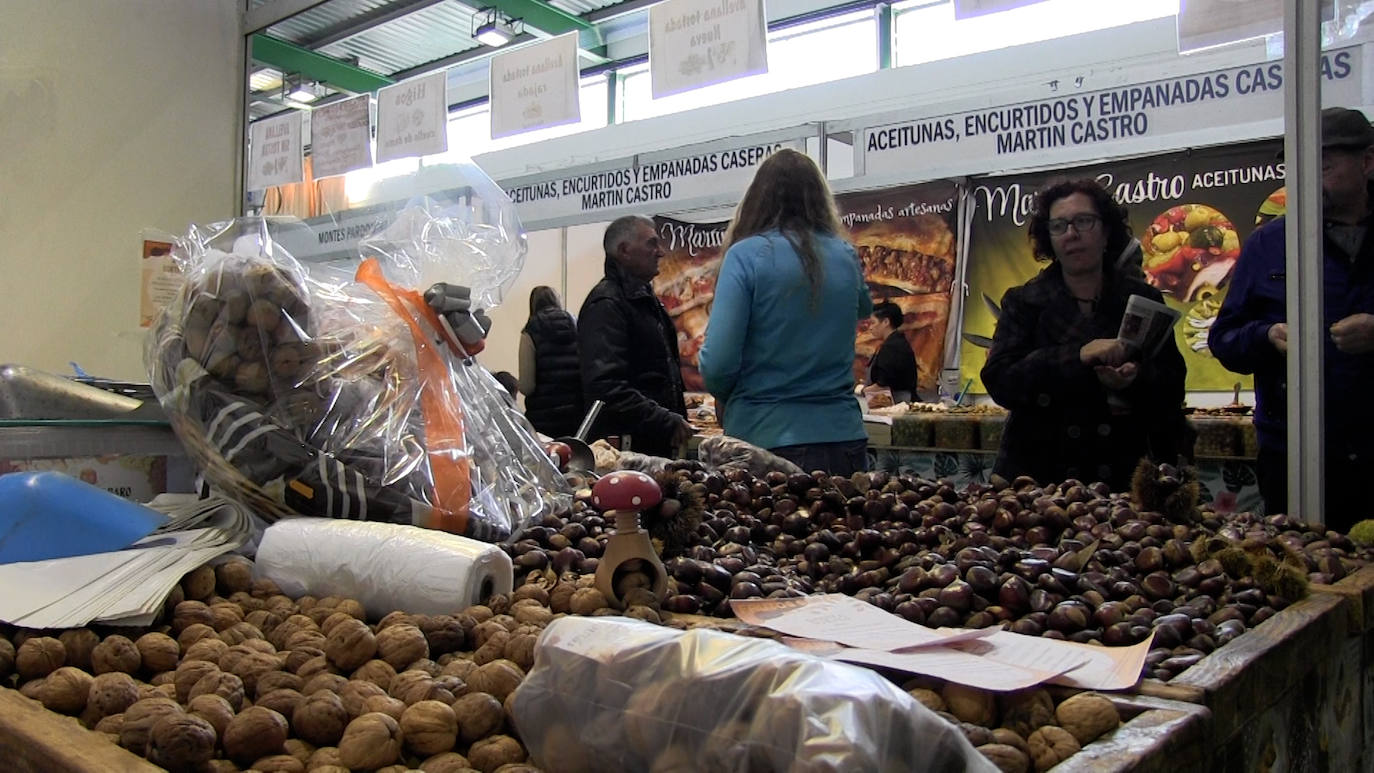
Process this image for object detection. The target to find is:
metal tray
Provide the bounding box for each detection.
[0,364,164,421]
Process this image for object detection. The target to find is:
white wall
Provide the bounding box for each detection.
[0,0,243,381]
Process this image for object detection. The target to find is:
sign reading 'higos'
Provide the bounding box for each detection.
[649,0,769,99]
[376,70,448,163]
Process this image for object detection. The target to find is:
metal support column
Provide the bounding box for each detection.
[1282,0,1324,523]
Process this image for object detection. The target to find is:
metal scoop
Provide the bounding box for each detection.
[554,399,603,473]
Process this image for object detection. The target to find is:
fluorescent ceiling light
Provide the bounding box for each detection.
[474,12,521,47]
[287,86,318,103]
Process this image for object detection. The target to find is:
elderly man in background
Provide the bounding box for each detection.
[578,215,692,458]
[1210,107,1374,529]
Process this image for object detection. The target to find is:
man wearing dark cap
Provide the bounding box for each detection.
[1210,107,1374,529]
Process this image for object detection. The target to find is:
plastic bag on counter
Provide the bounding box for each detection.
[147,175,567,542]
[510,616,994,773]
[698,435,803,477]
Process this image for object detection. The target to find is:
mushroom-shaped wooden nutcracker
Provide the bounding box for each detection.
[591,470,669,608]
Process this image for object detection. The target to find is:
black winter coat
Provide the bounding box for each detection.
[870,331,919,400]
[981,263,1187,491]
[523,308,584,438]
[577,258,687,458]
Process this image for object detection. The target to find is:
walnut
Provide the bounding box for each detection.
[468,735,526,773]
[419,615,467,655]
[257,688,304,719]
[1055,692,1120,745]
[410,658,443,677]
[463,605,495,625]
[209,602,245,631]
[179,623,219,650]
[466,660,524,702]
[441,658,478,681]
[548,584,577,614]
[147,713,217,770]
[334,599,366,620]
[992,728,1031,756]
[486,595,512,616]
[221,622,267,647]
[395,677,453,707]
[907,687,946,713]
[119,697,184,752]
[352,658,397,690]
[57,629,100,672]
[283,738,315,765]
[254,670,303,699]
[452,692,505,743]
[86,671,140,722]
[204,760,240,773]
[292,690,350,747]
[1027,725,1081,771]
[184,637,230,665]
[31,666,93,714]
[942,683,996,727]
[388,669,434,700]
[182,565,218,601]
[16,636,66,680]
[502,634,537,672]
[89,635,142,676]
[94,713,125,735]
[338,680,387,719]
[338,712,403,770]
[175,659,222,703]
[302,672,349,696]
[241,638,279,656]
[308,746,345,769]
[623,605,661,624]
[223,705,289,763]
[997,688,1054,738]
[250,580,282,602]
[294,654,334,679]
[472,630,510,666]
[135,632,181,673]
[149,670,176,687]
[401,699,458,756]
[977,743,1031,773]
[284,630,326,651]
[190,670,246,711]
[216,559,255,595]
[325,618,376,670]
[249,754,305,772]
[435,675,469,700]
[568,588,609,616]
[284,647,324,674]
[492,615,520,633]
[419,751,475,772]
[245,609,283,632]
[189,693,236,737]
[228,651,283,694]
[510,583,551,607]
[510,603,553,627]
[173,601,216,634]
[0,637,14,679]
[364,694,407,721]
[375,611,414,631]
[374,624,429,670]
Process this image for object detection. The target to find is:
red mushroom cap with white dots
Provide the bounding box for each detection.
[591,470,662,511]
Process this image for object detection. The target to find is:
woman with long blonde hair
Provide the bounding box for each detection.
[699,148,873,474]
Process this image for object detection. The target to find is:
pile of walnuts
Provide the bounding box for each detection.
[905,681,1122,772]
[1,557,549,772]
[1,556,1134,772]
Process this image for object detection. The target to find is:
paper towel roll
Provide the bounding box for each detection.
[255,518,513,618]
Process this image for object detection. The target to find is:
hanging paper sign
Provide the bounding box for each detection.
[247,111,304,192]
[490,33,581,139]
[376,70,448,163]
[1177,0,1334,54]
[310,94,373,179]
[953,0,1048,19]
[649,0,769,98]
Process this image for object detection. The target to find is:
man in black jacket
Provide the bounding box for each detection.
[867,302,919,403]
[578,215,692,457]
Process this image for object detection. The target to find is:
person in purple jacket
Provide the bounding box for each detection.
[1209,107,1374,529]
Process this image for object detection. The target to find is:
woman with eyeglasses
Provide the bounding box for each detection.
[981,179,1187,491]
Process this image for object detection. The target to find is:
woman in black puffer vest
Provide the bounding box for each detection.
[519,286,585,438]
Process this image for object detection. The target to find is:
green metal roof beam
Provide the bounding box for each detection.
[251,34,394,94]
[482,0,604,49]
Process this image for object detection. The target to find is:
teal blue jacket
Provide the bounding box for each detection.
[699,229,872,450]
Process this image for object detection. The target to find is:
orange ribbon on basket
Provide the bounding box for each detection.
[356,258,471,534]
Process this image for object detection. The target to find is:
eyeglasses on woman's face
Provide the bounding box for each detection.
[1047,213,1102,236]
